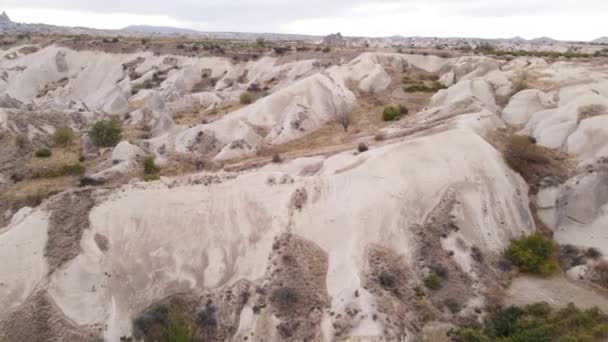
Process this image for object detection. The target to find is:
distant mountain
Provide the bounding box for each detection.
[123,25,200,36]
[529,36,558,44]
[0,11,10,23]
[593,37,608,44]
[508,36,528,44]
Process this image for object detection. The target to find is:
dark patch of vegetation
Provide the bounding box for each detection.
[322,46,331,53]
[503,133,571,194]
[505,233,559,276]
[53,127,74,147]
[357,143,369,153]
[471,246,484,263]
[590,261,608,289]
[133,305,196,342]
[164,314,197,342]
[272,154,282,164]
[444,298,463,314]
[143,156,160,182]
[239,91,254,105]
[424,273,441,290]
[14,134,28,150]
[270,287,299,310]
[90,118,122,147]
[383,105,407,121]
[403,82,446,93]
[32,163,85,178]
[378,271,396,288]
[34,148,52,158]
[456,302,608,342]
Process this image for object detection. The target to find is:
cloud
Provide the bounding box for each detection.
[4,0,608,40]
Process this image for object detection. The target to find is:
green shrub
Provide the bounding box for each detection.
[143,156,159,175]
[239,91,254,105]
[383,106,402,121]
[457,302,608,342]
[32,163,85,178]
[90,118,122,147]
[505,233,558,276]
[163,314,196,342]
[455,328,487,342]
[403,82,446,93]
[143,156,160,181]
[53,127,74,147]
[424,273,441,290]
[35,148,52,158]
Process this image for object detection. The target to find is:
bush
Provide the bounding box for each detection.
[53,127,74,147]
[383,106,402,121]
[424,273,441,290]
[272,154,282,163]
[90,118,122,147]
[505,233,558,276]
[239,91,254,105]
[457,302,608,342]
[32,163,85,178]
[503,133,571,194]
[164,314,196,342]
[143,156,160,181]
[403,82,446,93]
[35,148,52,158]
[357,143,368,153]
[455,328,487,342]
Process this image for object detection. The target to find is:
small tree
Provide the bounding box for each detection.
[90,118,122,147]
[53,127,74,147]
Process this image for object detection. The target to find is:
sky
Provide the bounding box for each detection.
[3,0,607,41]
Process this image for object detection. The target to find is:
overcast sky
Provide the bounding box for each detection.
[3,0,607,41]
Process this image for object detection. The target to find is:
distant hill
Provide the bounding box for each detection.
[593,37,608,44]
[529,37,558,44]
[0,11,10,23]
[123,25,200,36]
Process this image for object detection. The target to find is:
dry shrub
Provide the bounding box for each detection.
[578,104,607,123]
[590,261,608,289]
[503,133,572,194]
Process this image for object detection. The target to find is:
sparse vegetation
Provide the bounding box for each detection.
[456,302,608,342]
[578,104,607,123]
[505,233,559,276]
[338,111,352,132]
[383,105,408,121]
[143,156,160,181]
[509,71,529,96]
[503,133,571,194]
[53,127,74,147]
[424,273,441,290]
[32,163,85,178]
[163,314,197,342]
[14,134,28,150]
[403,83,445,93]
[590,261,608,289]
[90,118,122,147]
[239,91,254,105]
[35,148,52,158]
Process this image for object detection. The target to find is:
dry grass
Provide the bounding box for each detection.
[578,104,608,123]
[490,130,574,194]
